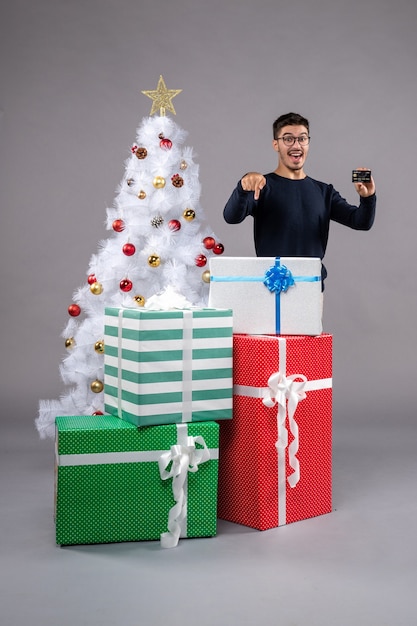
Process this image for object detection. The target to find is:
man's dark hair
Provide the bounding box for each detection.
[273,113,309,139]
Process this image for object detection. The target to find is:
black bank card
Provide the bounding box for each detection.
[352,170,371,183]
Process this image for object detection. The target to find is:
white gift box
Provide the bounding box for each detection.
[208,257,323,335]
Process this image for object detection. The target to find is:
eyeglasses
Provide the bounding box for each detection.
[276,135,310,147]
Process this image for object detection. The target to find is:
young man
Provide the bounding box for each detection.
[223,112,376,286]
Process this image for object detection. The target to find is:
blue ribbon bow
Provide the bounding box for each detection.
[263,263,295,293]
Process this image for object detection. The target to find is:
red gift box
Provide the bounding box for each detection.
[217,333,332,530]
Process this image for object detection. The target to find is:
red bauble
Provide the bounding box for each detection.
[120,278,133,292]
[92,411,104,416]
[168,219,181,232]
[87,273,97,285]
[122,242,136,256]
[195,254,207,267]
[202,236,215,250]
[68,303,81,317]
[112,219,125,232]
[213,243,225,255]
[160,137,172,150]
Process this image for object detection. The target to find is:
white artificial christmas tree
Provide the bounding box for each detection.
[37,76,224,439]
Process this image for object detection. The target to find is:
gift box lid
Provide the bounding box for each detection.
[55,415,219,456]
[104,307,233,320]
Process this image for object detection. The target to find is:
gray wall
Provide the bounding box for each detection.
[1,0,416,426]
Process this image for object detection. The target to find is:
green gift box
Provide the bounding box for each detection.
[103,307,233,427]
[55,415,219,547]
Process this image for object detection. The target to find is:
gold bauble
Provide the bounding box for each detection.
[90,281,103,295]
[202,270,211,283]
[138,190,146,200]
[183,208,196,221]
[180,160,188,170]
[94,340,105,354]
[153,176,166,189]
[134,295,146,307]
[90,379,104,394]
[65,337,75,349]
[148,254,161,267]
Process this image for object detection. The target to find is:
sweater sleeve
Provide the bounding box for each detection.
[330,187,376,230]
[223,180,257,224]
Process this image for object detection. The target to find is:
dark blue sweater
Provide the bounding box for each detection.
[223,172,376,284]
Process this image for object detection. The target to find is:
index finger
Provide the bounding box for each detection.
[253,178,265,200]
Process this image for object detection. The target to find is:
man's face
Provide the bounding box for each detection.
[273,124,310,172]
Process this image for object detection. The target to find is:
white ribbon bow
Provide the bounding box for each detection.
[158,435,210,548]
[262,371,307,488]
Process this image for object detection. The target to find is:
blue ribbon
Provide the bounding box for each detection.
[210,258,320,333]
[265,259,293,332]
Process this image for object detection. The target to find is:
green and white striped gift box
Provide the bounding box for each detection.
[104,307,233,427]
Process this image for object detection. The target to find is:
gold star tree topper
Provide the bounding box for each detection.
[142,75,182,116]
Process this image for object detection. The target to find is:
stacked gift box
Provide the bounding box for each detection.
[209,257,333,530]
[54,306,233,548]
[55,255,333,548]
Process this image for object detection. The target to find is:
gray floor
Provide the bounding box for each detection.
[1,409,416,626]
